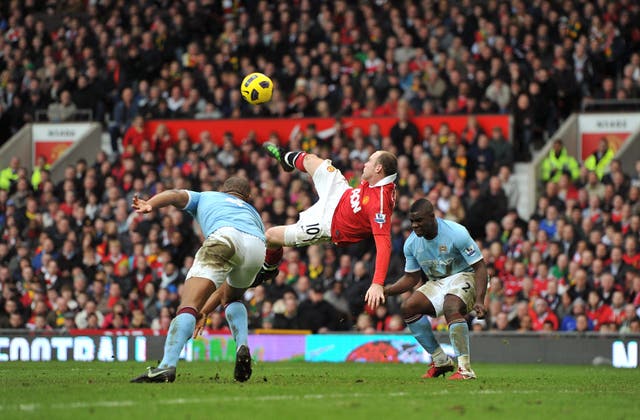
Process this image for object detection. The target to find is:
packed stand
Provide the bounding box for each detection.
[1,128,640,334]
[1,0,639,158]
[1,0,640,334]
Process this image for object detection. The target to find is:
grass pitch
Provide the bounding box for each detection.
[0,361,638,419]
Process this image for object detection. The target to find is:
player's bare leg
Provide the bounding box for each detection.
[443,294,476,380]
[132,277,216,383]
[402,292,454,378]
[265,226,286,248]
[297,153,324,176]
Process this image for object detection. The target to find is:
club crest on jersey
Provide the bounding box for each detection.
[363,196,369,205]
[464,245,476,257]
[374,212,386,225]
[327,165,336,172]
[439,245,447,253]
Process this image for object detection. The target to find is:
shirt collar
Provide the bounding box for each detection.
[370,173,397,187]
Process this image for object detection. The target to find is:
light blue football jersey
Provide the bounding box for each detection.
[183,191,265,241]
[403,218,482,280]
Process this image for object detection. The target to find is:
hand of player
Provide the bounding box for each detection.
[473,302,486,319]
[365,284,385,310]
[132,195,153,213]
[192,312,207,338]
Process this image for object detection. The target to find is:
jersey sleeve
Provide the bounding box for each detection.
[369,185,394,285]
[403,235,421,273]
[183,190,200,217]
[453,224,483,266]
[371,234,391,285]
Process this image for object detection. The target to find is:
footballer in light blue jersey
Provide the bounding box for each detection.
[403,218,482,280]
[130,177,264,384]
[183,190,265,242]
[383,199,487,380]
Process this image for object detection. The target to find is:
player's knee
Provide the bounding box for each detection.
[303,154,323,174]
[400,300,418,319]
[443,300,466,321]
[265,228,280,245]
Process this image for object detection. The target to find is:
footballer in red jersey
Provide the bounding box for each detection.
[258,143,397,309]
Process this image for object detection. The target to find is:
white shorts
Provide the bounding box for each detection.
[416,272,476,317]
[284,160,350,246]
[185,226,265,289]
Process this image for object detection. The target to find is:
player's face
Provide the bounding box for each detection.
[362,152,380,181]
[410,206,437,239]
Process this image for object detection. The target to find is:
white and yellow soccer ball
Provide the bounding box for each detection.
[240,72,273,105]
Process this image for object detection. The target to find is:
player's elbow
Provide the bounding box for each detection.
[171,189,190,208]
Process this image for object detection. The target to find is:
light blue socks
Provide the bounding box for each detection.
[225,301,249,350]
[159,312,195,368]
[407,315,441,354]
[449,321,471,369]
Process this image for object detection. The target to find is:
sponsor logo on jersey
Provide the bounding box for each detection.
[464,245,476,257]
[350,188,362,213]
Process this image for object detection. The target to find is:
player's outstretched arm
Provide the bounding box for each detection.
[132,190,189,213]
[383,271,422,297]
[471,259,488,318]
[365,234,394,310]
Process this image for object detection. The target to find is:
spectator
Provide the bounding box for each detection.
[560,298,593,331]
[574,314,593,333]
[0,157,21,192]
[540,140,580,183]
[46,90,77,122]
[122,116,148,154]
[75,299,104,329]
[272,291,302,330]
[512,93,533,161]
[489,127,514,171]
[485,77,511,113]
[389,100,419,151]
[109,87,139,154]
[298,283,342,333]
[584,138,615,180]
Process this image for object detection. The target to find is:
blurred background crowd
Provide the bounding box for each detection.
[1,0,640,335]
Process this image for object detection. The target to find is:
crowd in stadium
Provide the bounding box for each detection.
[1,0,640,335]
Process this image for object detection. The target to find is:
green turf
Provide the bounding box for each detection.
[0,361,638,420]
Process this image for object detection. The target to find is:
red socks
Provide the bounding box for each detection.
[265,247,283,267]
[294,152,307,172]
[177,306,198,318]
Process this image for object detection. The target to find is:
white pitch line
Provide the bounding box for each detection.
[2,392,408,412]
[0,389,584,412]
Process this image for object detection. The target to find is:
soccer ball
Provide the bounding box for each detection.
[240,72,273,105]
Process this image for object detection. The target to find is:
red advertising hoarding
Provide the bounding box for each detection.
[145,115,510,147]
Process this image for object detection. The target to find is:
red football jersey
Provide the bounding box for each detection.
[331,175,396,285]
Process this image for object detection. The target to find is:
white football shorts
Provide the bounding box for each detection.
[284,160,350,246]
[186,226,265,289]
[416,271,476,317]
